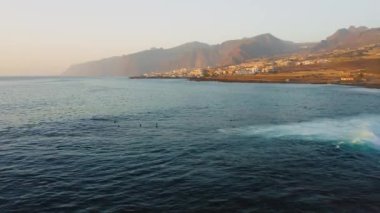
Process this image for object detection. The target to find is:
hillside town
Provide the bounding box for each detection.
[137,43,380,80]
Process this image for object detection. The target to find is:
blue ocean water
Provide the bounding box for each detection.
[1,77,380,212]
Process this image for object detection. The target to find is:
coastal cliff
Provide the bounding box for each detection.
[63,34,299,76]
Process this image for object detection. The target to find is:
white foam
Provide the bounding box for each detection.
[220,115,380,148]
[349,87,380,94]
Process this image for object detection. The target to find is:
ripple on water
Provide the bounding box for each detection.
[1,79,380,211]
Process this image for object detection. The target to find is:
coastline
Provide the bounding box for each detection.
[129,76,187,80]
[129,51,380,90]
[189,77,380,89]
[129,73,380,89]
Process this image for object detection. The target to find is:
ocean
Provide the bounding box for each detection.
[1,77,380,212]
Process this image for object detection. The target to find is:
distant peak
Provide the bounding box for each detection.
[328,26,370,41]
[337,28,349,33]
[348,25,369,32]
[256,33,275,38]
[178,41,209,48]
[252,33,280,41]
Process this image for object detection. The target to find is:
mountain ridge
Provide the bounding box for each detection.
[63,26,380,76]
[315,26,380,51]
[63,33,299,76]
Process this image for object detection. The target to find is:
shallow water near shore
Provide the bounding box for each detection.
[1,77,380,212]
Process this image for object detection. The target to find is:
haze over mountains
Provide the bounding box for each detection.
[63,26,380,77]
[315,26,380,50]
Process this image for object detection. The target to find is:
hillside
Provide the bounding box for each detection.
[63,26,380,77]
[63,34,299,76]
[315,26,380,51]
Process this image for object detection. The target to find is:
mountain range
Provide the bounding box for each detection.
[315,26,380,50]
[63,26,380,76]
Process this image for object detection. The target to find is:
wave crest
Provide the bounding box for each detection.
[219,115,380,147]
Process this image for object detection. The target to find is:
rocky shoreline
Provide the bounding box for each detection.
[189,77,380,89]
[130,72,380,89]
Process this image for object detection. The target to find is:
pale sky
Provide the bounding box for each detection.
[0,0,379,76]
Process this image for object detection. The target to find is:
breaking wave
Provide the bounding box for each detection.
[220,114,380,148]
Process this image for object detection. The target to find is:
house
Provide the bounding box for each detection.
[262,66,275,73]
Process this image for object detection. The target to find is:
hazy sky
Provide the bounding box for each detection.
[0,0,379,76]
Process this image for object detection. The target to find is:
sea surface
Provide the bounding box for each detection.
[1,77,380,212]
